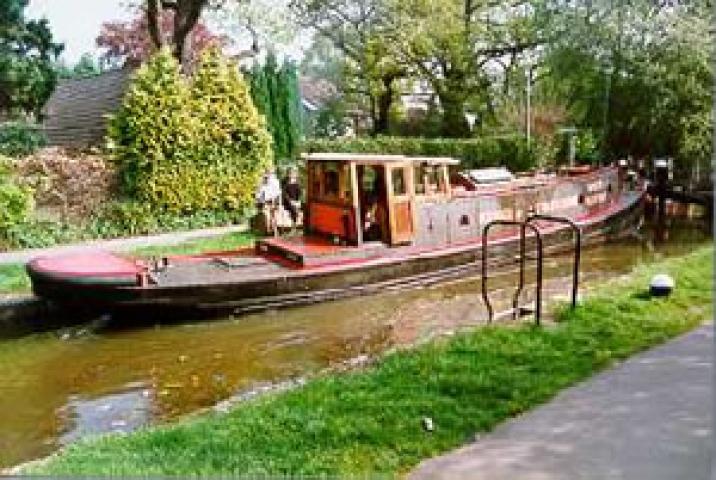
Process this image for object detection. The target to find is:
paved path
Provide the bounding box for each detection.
[0,224,248,265]
[411,324,713,480]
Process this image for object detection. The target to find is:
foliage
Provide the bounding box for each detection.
[132,231,255,257]
[291,0,405,135]
[28,246,713,476]
[185,47,273,211]
[0,262,30,294]
[55,53,104,79]
[541,0,713,175]
[210,0,299,57]
[108,48,272,214]
[97,7,227,69]
[389,0,543,137]
[0,121,46,157]
[0,156,32,241]
[302,135,536,172]
[248,52,302,162]
[107,49,192,198]
[573,130,599,164]
[0,0,63,117]
[12,147,117,222]
[310,97,349,139]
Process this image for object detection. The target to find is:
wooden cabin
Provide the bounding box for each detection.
[303,153,459,246]
[301,153,623,250]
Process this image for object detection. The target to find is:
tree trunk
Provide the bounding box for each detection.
[373,77,395,136]
[146,0,164,49]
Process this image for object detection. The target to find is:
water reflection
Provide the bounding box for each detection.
[59,388,152,445]
[0,215,710,468]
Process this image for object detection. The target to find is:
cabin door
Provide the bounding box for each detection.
[387,164,414,245]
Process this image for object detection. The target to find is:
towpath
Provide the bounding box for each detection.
[0,224,248,265]
[410,324,714,480]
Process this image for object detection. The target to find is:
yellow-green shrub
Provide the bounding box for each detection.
[0,156,33,236]
[107,48,272,214]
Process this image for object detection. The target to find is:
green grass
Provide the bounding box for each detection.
[27,246,713,476]
[130,231,257,257]
[0,232,258,296]
[0,264,31,295]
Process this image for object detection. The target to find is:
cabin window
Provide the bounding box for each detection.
[414,165,425,195]
[310,161,351,204]
[323,162,340,197]
[460,214,470,226]
[414,164,446,196]
[392,168,407,196]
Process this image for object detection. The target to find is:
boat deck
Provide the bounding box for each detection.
[258,236,388,267]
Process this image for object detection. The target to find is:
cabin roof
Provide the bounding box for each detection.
[302,152,460,166]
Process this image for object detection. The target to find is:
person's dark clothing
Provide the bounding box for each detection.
[282,181,302,223]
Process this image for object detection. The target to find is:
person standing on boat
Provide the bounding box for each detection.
[255,169,281,236]
[282,166,302,232]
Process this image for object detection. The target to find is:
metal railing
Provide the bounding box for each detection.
[481,214,581,326]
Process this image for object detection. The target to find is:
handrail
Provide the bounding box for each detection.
[526,214,582,310]
[481,220,543,324]
[481,213,581,326]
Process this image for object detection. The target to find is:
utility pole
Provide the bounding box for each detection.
[526,65,533,149]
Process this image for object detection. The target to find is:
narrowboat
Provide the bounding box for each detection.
[27,153,644,319]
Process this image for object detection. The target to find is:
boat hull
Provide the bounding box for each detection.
[28,192,644,321]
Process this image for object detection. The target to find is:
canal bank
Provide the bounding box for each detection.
[11,239,713,475]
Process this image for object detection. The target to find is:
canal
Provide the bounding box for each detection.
[0,215,710,468]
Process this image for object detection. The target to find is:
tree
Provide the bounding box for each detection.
[0,0,63,118]
[248,52,302,162]
[97,6,226,68]
[145,0,209,66]
[290,0,406,136]
[541,0,713,177]
[390,0,543,137]
[55,53,103,79]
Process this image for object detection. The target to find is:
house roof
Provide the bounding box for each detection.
[42,69,133,147]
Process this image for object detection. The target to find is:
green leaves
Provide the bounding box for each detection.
[0,157,32,239]
[302,135,535,172]
[248,53,302,163]
[107,47,273,214]
[0,0,63,117]
[0,121,45,157]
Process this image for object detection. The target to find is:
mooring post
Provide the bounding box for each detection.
[654,158,669,218]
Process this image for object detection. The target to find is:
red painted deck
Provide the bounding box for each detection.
[258,235,387,267]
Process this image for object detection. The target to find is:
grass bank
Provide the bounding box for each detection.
[0,232,257,296]
[26,246,713,476]
[0,264,31,294]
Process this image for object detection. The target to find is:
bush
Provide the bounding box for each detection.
[13,147,117,221]
[301,135,537,172]
[108,48,273,214]
[0,156,34,243]
[0,122,47,157]
[107,49,194,199]
[85,201,247,240]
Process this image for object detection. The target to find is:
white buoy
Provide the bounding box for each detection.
[650,274,675,297]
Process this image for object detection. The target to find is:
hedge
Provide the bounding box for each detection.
[0,121,47,157]
[301,136,536,172]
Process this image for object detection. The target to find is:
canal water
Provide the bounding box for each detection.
[0,216,710,468]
